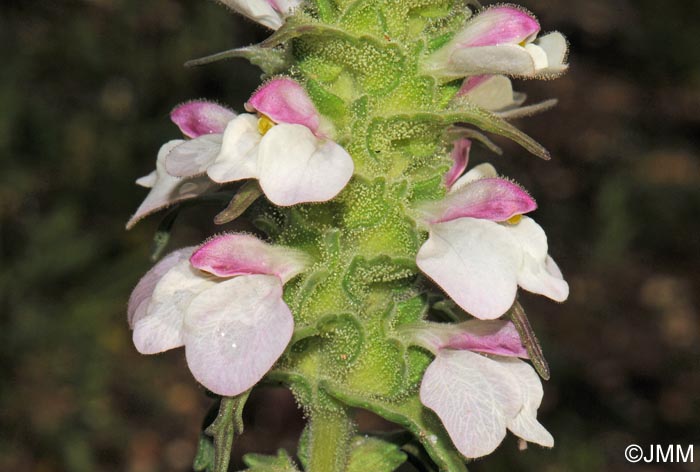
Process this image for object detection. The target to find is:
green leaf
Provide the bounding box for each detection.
[322,381,468,472]
[185,45,290,75]
[346,436,407,472]
[205,393,251,472]
[192,434,216,472]
[242,449,300,471]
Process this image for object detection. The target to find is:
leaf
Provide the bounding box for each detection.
[185,45,290,75]
[322,381,468,472]
[214,181,263,225]
[242,450,300,471]
[193,434,216,472]
[508,301,550,380]
[346,436,407,472]
[204,393,251,472]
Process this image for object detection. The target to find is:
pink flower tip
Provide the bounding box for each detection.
[170,100,236,138]
[245,78,320,134]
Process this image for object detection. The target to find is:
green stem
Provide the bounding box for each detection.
[306,406,354,472]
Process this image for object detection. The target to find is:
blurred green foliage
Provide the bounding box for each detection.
[1,0,699,471]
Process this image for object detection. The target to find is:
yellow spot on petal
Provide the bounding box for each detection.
[257,115,275,135]
[506,214,522,225]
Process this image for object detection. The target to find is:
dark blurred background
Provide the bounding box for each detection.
[1,0,698,471]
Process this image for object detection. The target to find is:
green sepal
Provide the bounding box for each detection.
[214,181,263,225]
[242,449,300,471]
[321,381,468,472]
[150,206,179,261]
[343,255,417,304]
[346,436,407,472]
[508,301,550,380]
[185,45,291,75]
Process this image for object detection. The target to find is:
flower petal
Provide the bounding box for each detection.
[456,6,540,48]
[458,75,519,111]
[128,247,196,329]
[534,32,569,75]
[257,124,354,206]
[448,44,539,77]
[501,358,554,448]
[207,114,261,184]
[216,0,285,29]
[507,217,569,302]
[165,134,222,178]
[417,218,520,319]
[170,101,236,138]
[183,274,294,396]
[420,349,522,458]
[450,162,498,192]
[444,138,471,190]
[132,250,217,354]
[190,233,309,283]
[246,78,320,134]
[127,140,215,229]
[425,177,536,223]
[444,320,528,357]
[400,320,527,358]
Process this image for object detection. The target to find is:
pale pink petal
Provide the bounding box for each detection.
[206,114,261,184]
[256,124,354,206]
[507,217,569,302]
[128,247,195,328]
[424,178,536,223]
[501,358,554,447]
[444,138,471,190]
[400,320,527,358]
[445,320,528,358]
[457,75,518,111]
[245,78,320,134]
[190,233,309,283]
[457,6,540,48]
[132,251,218,354]
[450,162,498,192]
[216,0,285,29]
[417,218,520,319]
[183,274,294,396]
[448,44,539,77]
[127,140,215,229]
[170,101,236,138]
[165,134,222,178]
[420,350,522,458]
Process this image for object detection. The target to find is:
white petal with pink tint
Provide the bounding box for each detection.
[417,218,520,319]
[458,75,520,111]
[190,233,309,283]
[127,140,215,229]
[128,247,195,329]
[207,114,262,183]
[502,358,554,448]
[132,252,217,354]
[216,0,286,30]
[507,217,569,302]
[420,349,522,458]
[166,134,223,178]
[183,274,294,396]
[170,101,236,138]
[257,124,354,206]
[449,162,498,192]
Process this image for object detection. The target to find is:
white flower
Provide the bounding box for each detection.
[127,233,309,396]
